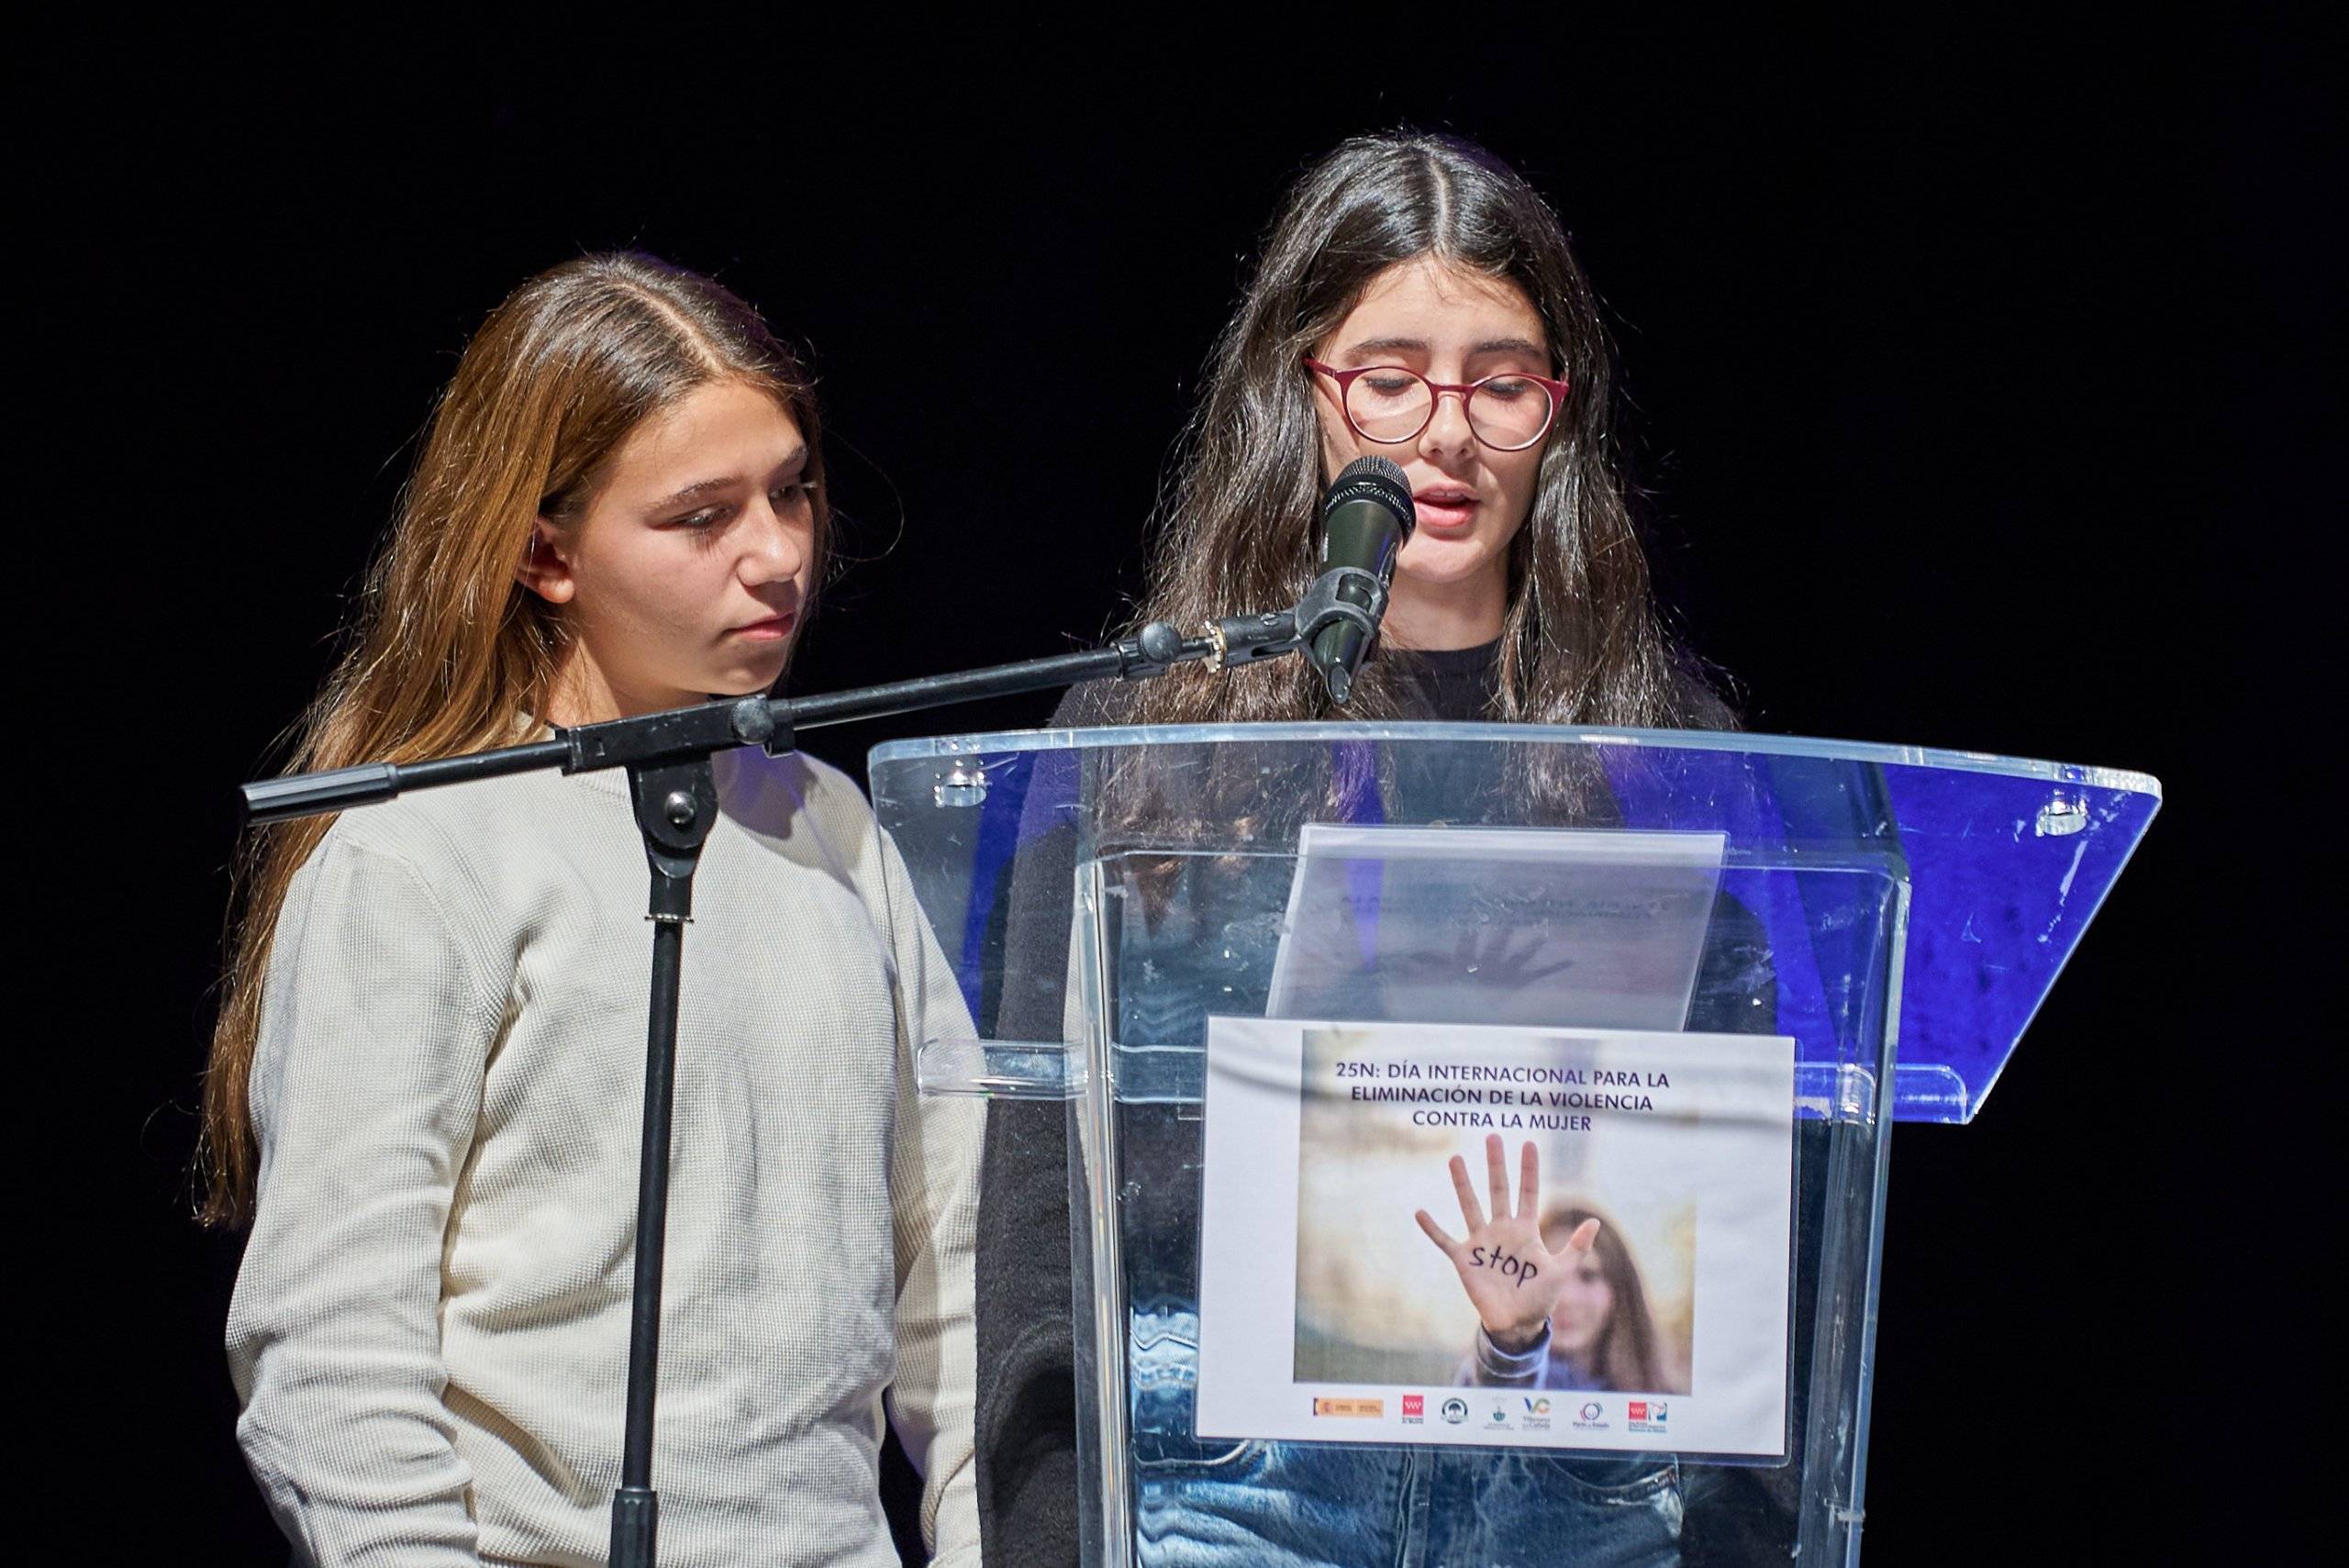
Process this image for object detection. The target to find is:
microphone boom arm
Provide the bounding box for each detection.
[240,608,1305,827]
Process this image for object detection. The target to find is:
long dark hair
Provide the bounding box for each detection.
[200,252,826,1227]
[1119,132,1718,730]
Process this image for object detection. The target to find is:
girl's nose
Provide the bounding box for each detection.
[741,496,809,584]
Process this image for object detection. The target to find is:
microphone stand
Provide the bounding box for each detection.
[239,608,1302,1568]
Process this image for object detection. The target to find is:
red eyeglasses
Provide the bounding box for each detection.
[1303,357,1569,452]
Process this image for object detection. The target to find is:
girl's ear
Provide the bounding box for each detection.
[517,519,576,605]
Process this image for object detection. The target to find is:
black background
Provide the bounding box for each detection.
[38,17,2321,1563]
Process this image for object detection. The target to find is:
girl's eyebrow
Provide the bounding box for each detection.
[648,445,809,510]
[1343,336,1547,357]
[649,476,735,510]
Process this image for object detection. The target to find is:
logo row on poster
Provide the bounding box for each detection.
[1312,1394,1672,1433]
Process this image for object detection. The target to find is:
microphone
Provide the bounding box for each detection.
[1298,455,1416,704]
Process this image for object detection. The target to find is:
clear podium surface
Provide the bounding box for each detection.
[874,724,2158,1122]
[868,725,2158,1567]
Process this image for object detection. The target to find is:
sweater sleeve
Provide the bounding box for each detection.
[226,828,506,1568]
[874,826,985,1568]
[1464,1324,1553,1387]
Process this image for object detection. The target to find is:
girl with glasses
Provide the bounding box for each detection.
[204,254,982,1567]
[1082,131,1726,733]
[976,135,1772,1566]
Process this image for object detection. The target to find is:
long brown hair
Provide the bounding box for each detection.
[198,252,827,1227]
[1542,1202,1668,1394]
[1118,132,1720,730]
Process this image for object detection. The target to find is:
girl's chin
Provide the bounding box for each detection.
[707,660,792,697]
[1396,539,1499,585]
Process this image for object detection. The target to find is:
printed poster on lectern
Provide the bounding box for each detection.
[1196,1018,1795,1456]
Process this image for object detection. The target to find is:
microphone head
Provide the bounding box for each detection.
[1323,454,1416,542]
[1306,455,1417,706]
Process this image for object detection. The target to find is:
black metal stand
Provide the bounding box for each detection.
[607,756,719,1568]
[239,607,1311,1568]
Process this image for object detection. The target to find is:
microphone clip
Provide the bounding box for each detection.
[1203,608,1301,671]
[1294,564,1389,655]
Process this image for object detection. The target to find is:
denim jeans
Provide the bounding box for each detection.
[1130,1309,1682,1568]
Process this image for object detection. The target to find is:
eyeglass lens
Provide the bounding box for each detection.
[1345,369,1554,450]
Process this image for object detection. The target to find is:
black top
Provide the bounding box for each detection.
[1387,637,1506,718]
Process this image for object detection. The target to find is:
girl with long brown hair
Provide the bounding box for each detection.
[206,253,980,1566]
[976,134,1746,1566]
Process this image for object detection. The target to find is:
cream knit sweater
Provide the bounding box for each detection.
[227,745,981,1566]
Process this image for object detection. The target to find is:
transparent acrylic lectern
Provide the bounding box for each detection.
[868,725,2160,1567]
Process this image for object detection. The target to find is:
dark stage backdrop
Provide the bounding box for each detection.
[41,21,2319,1565]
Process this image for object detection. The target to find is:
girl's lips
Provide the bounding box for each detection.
[731,611,797,641]
[1413,493,1479,530]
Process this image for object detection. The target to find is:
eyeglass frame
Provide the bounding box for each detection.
[1301,356,1570,452]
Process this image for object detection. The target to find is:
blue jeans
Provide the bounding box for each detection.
[1135,1438,1682,1568]
[1130,1310,1682,1568]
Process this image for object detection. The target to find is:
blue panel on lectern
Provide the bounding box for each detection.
[1878,764,2159,1118]
[1593,740,2158,1119]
